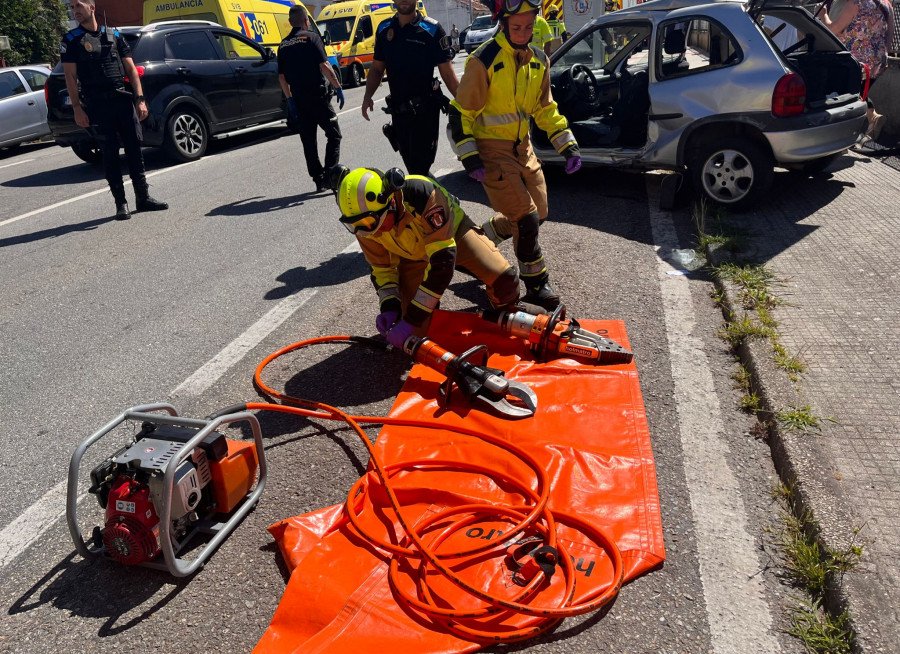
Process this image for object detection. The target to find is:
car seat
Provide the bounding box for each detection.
[661,29,687,77]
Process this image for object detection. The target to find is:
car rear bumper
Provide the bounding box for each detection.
[765,101,867,162]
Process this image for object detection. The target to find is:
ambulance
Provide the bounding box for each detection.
[143,0,340,70]
[316,0,425,87]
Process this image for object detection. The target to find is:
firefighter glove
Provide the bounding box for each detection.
[336,88,346,110]
[376,309,400,336]
[469,167,486,183]
[386,320,415,349]
[287,97,298,120]
[565,155,582,174]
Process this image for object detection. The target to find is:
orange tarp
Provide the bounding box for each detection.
[255,310,665,653]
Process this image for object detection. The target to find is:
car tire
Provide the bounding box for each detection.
[163,108,208,162]
[690,136,773,211]
[71,142,104,166]
[349,64,364,88]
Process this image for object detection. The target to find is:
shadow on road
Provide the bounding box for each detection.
[7,551,189,636]
[0,215,118,249]
[264,250,369,300]
[206,191,330,217]
[0,140,57,161]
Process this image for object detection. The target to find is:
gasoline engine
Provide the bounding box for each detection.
[67,404,266,576]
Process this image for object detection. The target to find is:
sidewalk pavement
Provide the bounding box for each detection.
[706,147,900,652]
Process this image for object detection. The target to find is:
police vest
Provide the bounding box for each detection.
[68,26,126,95]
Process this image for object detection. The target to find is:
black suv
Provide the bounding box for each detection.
[47,21,286,164]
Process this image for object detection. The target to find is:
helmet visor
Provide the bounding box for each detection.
[339,197,395,235]
[497,0,541,17]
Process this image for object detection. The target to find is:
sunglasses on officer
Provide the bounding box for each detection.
[339,197,397,235]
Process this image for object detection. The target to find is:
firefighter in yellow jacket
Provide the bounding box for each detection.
[448,0,581,310]
[334,166,520,348]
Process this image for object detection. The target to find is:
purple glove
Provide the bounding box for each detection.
[386,320,415,349]
[565,156,582,174]
[376,310,399,336]
[469,167,486,183]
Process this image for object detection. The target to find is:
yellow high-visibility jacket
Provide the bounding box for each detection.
[448,31,578,171]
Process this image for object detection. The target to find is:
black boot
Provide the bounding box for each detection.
[135,194,168,212]
[115,201,131,220]
[522,278,561,311]
[112,186,130,220]
[134,179,168,212]
[314,173,329,193]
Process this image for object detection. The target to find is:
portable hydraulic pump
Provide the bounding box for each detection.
[66,403,266,576]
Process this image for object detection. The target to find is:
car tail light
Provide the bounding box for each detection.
[45,84,49,106]
[772,73,806,117]
[860,63,870,100]
[124,65,145,83]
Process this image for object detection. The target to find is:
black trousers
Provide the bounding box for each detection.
[297,97,342,181]
[87,94,146,203]
[392,105,440,176]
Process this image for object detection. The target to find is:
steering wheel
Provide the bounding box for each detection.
[569,64,598,105]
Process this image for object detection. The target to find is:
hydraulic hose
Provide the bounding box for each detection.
[230,334,624,643]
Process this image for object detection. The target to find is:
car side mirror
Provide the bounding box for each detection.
[355,30,365,43]
[323,31,331,45]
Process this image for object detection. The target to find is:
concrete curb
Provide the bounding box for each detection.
[705,242,900,653]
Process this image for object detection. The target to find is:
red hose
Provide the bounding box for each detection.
[249,335,624,643]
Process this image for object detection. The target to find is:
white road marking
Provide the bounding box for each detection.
[0,161,196,230]
[171,239,359,399]
[647,179,782,653]
[0,158,34,169]
[0,242,362,571]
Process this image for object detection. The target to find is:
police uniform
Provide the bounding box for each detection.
[448,32,579,308]
[60,25,155,213]
[374,12,453,176]
[278,26,342,187]
[354,175,519,331]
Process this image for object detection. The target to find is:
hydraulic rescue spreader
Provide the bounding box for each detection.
[480,305,634,364]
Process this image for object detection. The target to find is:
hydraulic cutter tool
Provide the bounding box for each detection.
[480,305,634,364]
[398,335,538,419]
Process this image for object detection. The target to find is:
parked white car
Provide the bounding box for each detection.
[0,65,52,150]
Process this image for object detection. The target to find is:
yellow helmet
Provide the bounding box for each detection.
[337,167,406,234]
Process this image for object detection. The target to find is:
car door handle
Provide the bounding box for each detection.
[176,67,191,74]
[234,67,247,74]
[27,100,36,105]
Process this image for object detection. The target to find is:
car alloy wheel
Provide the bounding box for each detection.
[691,136,773,211]
[165,109,208,162]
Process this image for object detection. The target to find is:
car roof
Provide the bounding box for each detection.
[2,65,52,73]
[612,0,805,14]
[115,20,223,35]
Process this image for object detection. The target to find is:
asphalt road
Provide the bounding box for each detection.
[0,61,807,653]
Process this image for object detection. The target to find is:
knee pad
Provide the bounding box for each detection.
[516,211,540,241]
[491,267,520,307]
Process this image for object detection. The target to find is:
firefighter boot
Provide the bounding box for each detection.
[112,186,130,221]
[522,276,561,311]
[133,179,169,212]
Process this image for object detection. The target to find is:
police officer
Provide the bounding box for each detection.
[334,165,520,347]
[278,4,346,192]
[361,0,459,176]
[61,0,167,220]
[448,0,582,310]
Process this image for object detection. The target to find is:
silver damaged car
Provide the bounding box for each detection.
[533,0,868,210]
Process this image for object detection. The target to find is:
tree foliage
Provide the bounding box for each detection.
[0,0,68,66]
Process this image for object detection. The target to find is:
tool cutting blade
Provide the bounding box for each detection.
[474,381,538,419]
